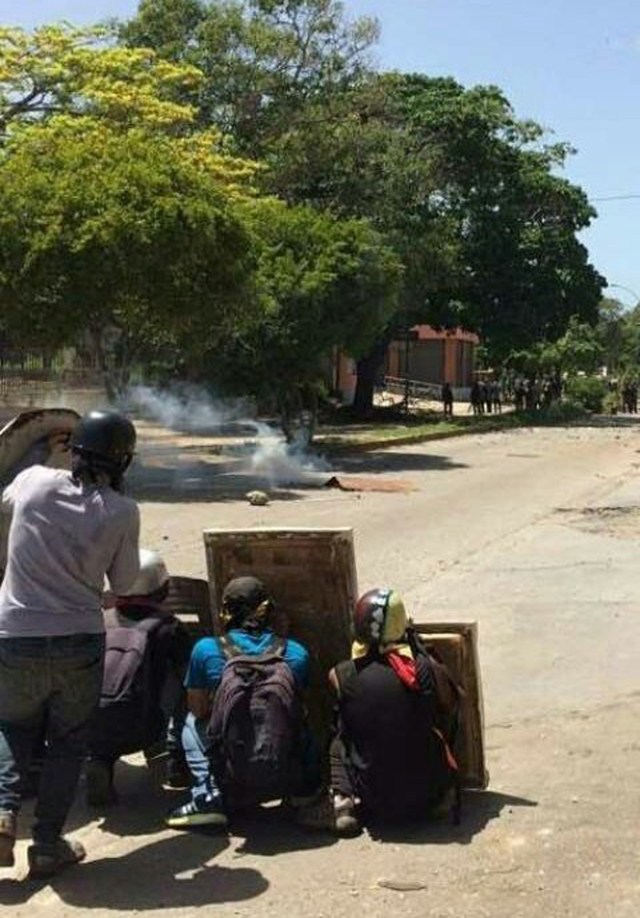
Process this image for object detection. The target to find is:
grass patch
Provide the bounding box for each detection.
[317,403,589,452]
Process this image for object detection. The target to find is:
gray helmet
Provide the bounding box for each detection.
[119,549,170,597]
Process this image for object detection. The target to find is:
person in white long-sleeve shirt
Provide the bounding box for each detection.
[0,411,139,879]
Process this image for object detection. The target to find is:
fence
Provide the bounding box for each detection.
[0,349,103,407]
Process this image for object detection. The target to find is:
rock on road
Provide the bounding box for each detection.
[2,423,639,917]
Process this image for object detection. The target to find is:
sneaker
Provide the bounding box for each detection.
[27,837,86,879]
[86,760,118,807]
[166,796,228,829]
[161,758,192,793]
[333,795,361,837]
[0,811,17,868]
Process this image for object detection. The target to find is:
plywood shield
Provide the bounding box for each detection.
[416,622,488,789]
[202,527,486,791]
[203,527,357,747]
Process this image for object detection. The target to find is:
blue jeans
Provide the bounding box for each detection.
[182,713,221,804]
[0,634,104,844]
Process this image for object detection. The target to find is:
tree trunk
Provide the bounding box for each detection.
[353,336,391,418]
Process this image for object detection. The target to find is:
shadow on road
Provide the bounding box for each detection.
[332,450,469,475]
[0,833,268,910]
[367,790,538,846]
[231,806,338,857]
[130,462,308,504]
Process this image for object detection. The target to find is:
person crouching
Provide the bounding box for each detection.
[328,588,460,836]
[167,576,323,829]
[86,549,192,807]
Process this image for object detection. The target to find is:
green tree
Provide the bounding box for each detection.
[121,0,378,153]
[216,198,402,438]
[263,72,605,410]
[0,116,258,394]
[548,316,603,376]
[0,24,265,393]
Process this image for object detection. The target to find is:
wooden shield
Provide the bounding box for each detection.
[416,622,488,789]
[0,408,80,486]
[202,526,487,790]
[203,527,357,748]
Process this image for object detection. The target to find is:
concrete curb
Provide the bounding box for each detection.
[319,420,517,455]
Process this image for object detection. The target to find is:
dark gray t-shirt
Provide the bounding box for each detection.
[0,466,140,637]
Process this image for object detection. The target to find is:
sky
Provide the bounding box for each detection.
[2,0,639,304]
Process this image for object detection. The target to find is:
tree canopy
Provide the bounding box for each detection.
[266,72,605,346]
[217,198,401,429]
[0,116,257,384]
[0,8,609,422]
[121,0,378,153]
[0,23,201,136]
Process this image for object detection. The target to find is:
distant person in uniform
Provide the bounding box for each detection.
[490,380,502,414]
[0,411,139,878]
[482,381,492,414]
[470,381,483,415]
[625,380,638,414]
[441,382,454,418]
[540,378,552,409]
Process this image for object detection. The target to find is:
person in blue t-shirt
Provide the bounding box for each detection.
[166,576,321,829]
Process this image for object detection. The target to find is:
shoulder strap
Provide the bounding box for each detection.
[334,659,357,695]
[219,634,242,660]
[267,635,286,658]
[220,633,287,664]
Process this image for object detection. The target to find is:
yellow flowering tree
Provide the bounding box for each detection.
[0,25,262,390]
[0,23,201,135]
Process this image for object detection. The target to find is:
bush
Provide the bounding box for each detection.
[602,391,620,415]
[564,376,608,413]
[539,399,588,423]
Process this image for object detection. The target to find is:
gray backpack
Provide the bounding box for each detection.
[208,635,303,806]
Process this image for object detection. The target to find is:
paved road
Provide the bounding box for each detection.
[2,423,639,917]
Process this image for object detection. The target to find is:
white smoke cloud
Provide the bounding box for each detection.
[126,384,330,489]
[248,421,329,488]
[126,384,253,433]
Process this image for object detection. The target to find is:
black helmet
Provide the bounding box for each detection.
[71,410,136,475]
[220,576,273,632]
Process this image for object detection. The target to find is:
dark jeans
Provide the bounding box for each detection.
[0,634,104,844]
[329,734,356,799]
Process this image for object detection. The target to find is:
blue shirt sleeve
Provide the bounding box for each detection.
[184,637,226,690]
[185,633,310,690]
[284,638,310,689]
